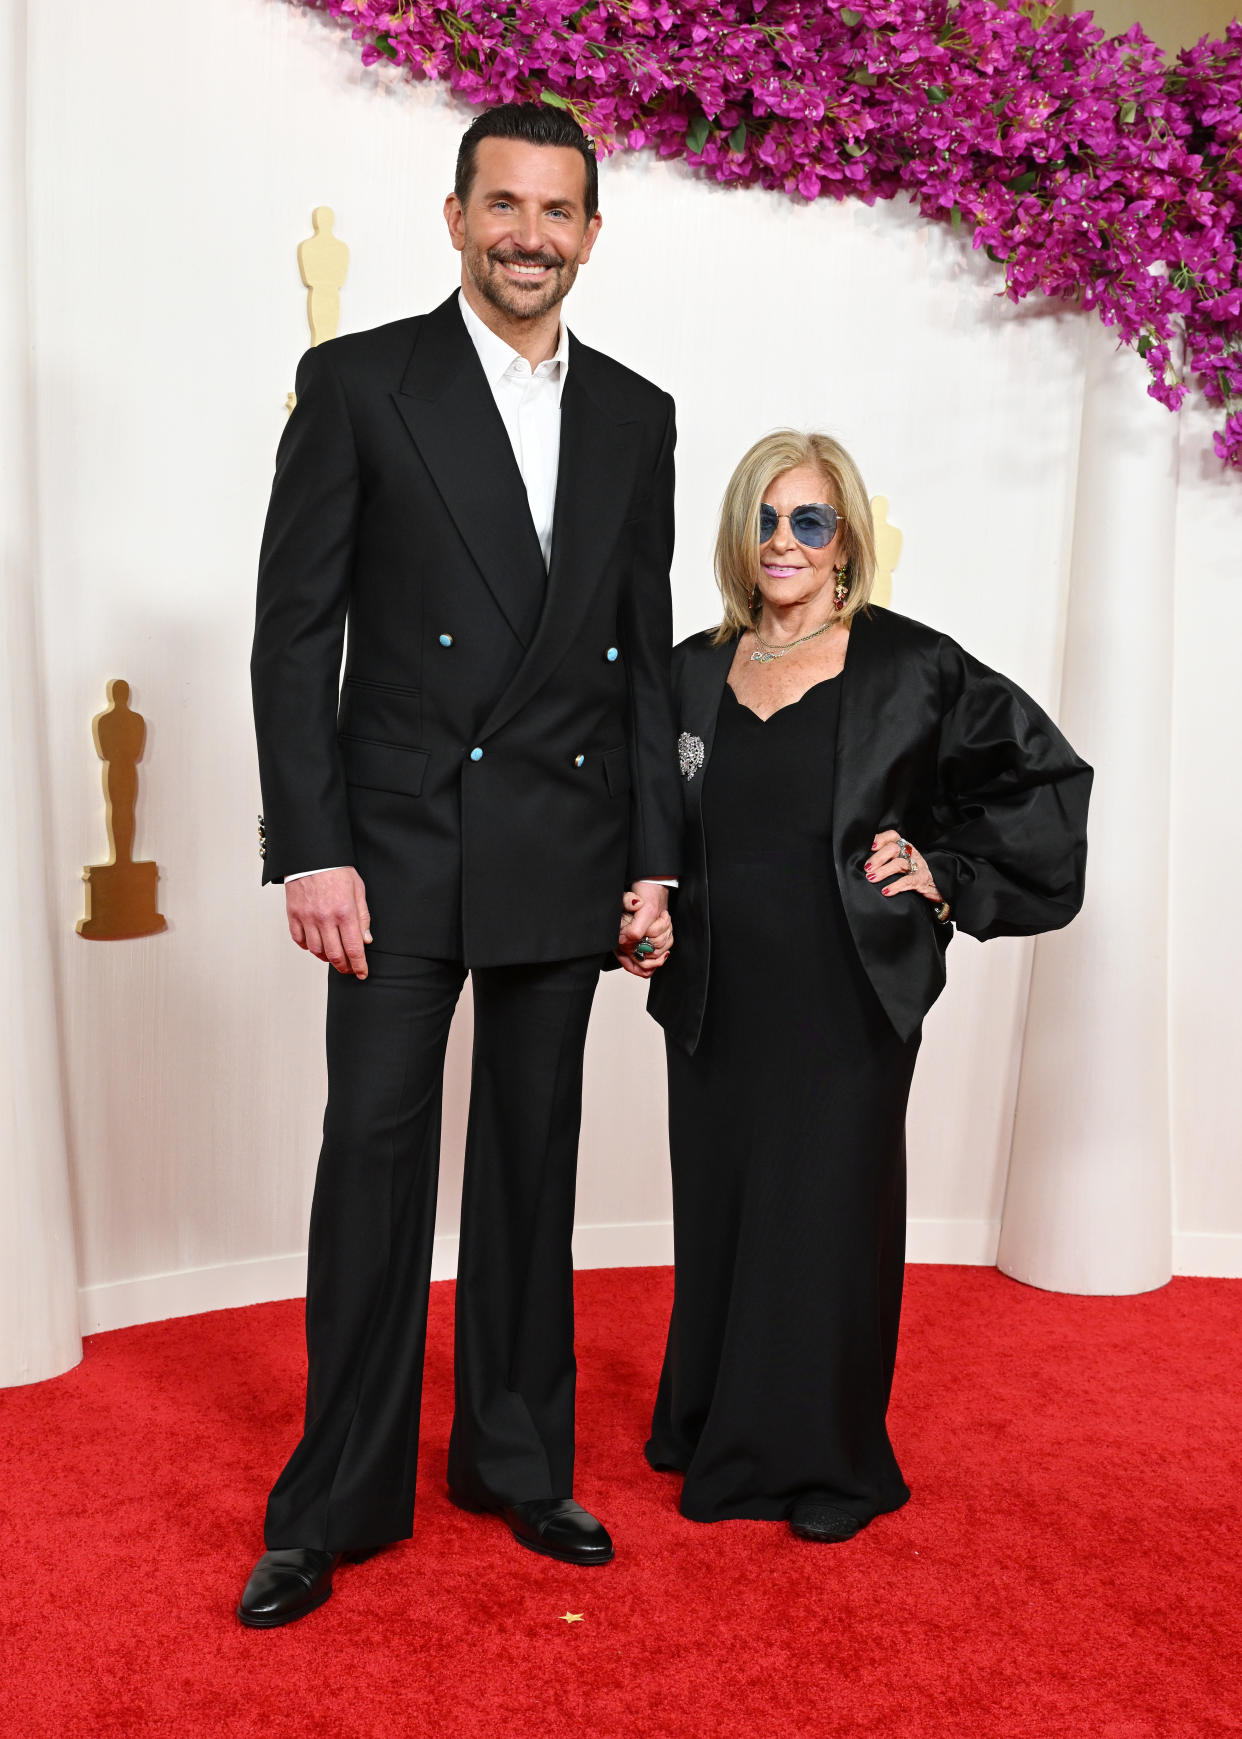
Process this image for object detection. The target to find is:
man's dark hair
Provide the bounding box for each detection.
[455,103,599,220]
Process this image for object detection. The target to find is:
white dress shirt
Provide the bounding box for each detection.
[456,287,567,567]
[286,291,672,889]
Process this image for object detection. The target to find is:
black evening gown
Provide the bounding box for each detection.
[646,676,920,1525]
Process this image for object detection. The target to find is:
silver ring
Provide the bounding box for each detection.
[897,836,914,872]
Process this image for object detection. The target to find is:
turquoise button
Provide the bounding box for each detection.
[470,747,483,762]
[606,647,619,662]
[574,754,585,768]
[439,633,454,647]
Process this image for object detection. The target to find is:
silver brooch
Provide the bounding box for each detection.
[678,733,705,780]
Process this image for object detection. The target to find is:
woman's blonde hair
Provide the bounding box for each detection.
[712,430,876,645]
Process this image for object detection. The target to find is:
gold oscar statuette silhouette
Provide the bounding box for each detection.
[869,496,903,609]
[286,206,350,412]
[77,679,167,941]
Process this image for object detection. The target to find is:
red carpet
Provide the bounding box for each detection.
[1,1266,1238,1738]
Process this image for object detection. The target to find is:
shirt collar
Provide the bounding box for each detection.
[458,288,570,400]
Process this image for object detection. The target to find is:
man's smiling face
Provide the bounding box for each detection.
[446,136,602,323]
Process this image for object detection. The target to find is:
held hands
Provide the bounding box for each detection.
[615,881,674,978]
[865,829,944,904]
[285,867,372,978]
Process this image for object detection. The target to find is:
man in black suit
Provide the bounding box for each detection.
[240,104,680,1628]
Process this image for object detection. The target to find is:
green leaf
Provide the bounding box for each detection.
[1137,334,1153,357]
[373,31,397,59]
[541,90,569,110]
[844,140,867,158]
[840,7,862,23]
[1119,100,1138,124]
[686,114,711,154]
[728,122,748,152]
[1009,170,1038,193]
[986,244,1008,265]
[950,202,962,229]
[851,70,879,86]
[926,84,947,104]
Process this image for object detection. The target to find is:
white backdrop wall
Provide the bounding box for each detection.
[6,0,1240,1380]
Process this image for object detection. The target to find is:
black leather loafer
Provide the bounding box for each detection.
[788,1496,863,1544]
[236,1547,340,1628]
[450,1491,614,1565]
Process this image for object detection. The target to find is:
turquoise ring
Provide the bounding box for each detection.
[634,938,656,959]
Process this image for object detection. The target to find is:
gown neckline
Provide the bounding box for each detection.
[724,670,843,725]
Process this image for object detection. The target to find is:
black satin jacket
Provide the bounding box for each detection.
[647,607,1092,1050]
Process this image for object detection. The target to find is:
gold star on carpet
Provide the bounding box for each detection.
[559,1612,585,1624]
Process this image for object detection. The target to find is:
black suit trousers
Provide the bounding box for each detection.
[263,950,600,1553]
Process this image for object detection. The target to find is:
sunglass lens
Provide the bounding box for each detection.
[790,507,837,548]
[758,506,779,542]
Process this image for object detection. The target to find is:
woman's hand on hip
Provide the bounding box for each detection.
[865,829,943,903]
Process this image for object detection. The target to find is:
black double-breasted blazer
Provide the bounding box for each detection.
[252,293,682,965]
[648,607,1092,1050]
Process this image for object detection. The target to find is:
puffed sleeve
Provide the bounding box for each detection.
[920,645,1092,942]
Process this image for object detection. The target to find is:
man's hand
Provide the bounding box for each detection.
[285,867,372,978]
[615,880,674,978]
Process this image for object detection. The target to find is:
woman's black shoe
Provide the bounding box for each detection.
[788,1496,863,1544]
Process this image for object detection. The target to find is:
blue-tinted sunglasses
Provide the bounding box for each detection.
[758,502,840,548]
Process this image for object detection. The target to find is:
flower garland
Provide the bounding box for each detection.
[303,0,1242,465]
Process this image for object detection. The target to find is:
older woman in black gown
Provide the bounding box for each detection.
[644,430,1091,1543]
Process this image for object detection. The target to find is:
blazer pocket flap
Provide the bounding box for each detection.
[340,735,429,797]
[603,746,631,798]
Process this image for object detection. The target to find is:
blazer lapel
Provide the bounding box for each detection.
[477,342,640,741]
[833,606,904,866]
[391,294,547,647]
[834,605,928,981]
[678,633,734,833]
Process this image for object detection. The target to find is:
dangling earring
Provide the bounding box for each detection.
[833,565,849,611]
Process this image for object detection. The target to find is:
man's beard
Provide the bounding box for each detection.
[463,239,578,321]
